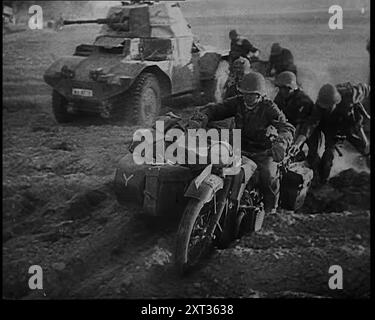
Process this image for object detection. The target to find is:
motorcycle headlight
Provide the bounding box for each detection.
[209,141,233,167]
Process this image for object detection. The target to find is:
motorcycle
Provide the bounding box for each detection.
[174,140,297,274]
[114,114,312,275]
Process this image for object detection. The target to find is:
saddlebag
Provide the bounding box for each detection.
[280,161,313,211]
[114,153,153,205]
[114,154,197,217]
[143,165,196,217]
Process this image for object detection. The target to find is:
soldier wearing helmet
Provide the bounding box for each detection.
[268,43,297,77]
[274,71,314,130]
[292,82,371,184]
[229,29,259,64]
[274,71,314,160]
[191,72,295,224]
[223,56,252,99]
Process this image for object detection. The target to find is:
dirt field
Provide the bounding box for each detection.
[3,1,370,299]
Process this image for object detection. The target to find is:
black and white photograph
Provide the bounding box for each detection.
[2,0,371,304]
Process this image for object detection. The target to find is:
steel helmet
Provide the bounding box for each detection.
[229,29,238,39]
[232,57,251,76]
[238,72,267,96]
[317,83,342,109]
[270,42,282,56]
[275,71,298,89]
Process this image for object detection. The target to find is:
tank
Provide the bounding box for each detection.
[44,1,227,126]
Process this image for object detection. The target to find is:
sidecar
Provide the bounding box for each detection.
[114,153,200,219]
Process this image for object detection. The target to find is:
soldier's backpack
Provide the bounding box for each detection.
[280,161,313,211]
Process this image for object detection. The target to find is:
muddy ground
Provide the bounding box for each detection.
[3,3,371,299]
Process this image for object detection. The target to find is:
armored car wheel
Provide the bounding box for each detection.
[129,72,161,127]
[52,90,73,123]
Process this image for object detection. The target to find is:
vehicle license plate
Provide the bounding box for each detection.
[72,88,93,97]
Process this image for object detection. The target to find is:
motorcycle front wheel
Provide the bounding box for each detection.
[175,198,217,275]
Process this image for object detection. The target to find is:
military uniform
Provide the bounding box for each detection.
[300,82,370,182]
[274,88,314,160]
[195,96,295,213]
[274,88,314,131]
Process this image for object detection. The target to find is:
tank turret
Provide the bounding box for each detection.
[61,1,192,38]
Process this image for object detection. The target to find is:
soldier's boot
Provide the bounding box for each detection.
[256,177,279,231]
[319,147,335,184]
[251,154,280,231]
[254,209,265,232]
[306,153,320,187]
[306,130,324,185]
[347,127,370,169]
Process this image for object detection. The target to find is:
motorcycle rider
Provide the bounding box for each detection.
[191,72,295,230]
[274,71,314,159]
[268,43,297,77]
[291,82,371,184]
[229,29,259,64]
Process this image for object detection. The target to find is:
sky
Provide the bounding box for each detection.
[29,0,371,21]
[92,0,371,17]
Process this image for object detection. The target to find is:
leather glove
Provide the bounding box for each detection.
[189,110,209,129]
[265,125,278,142]
[186,119,202,129]
[271,143,285,162]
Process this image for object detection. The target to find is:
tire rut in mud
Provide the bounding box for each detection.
[64,212,177,298]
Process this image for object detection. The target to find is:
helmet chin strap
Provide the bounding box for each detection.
[244,101,257,109]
